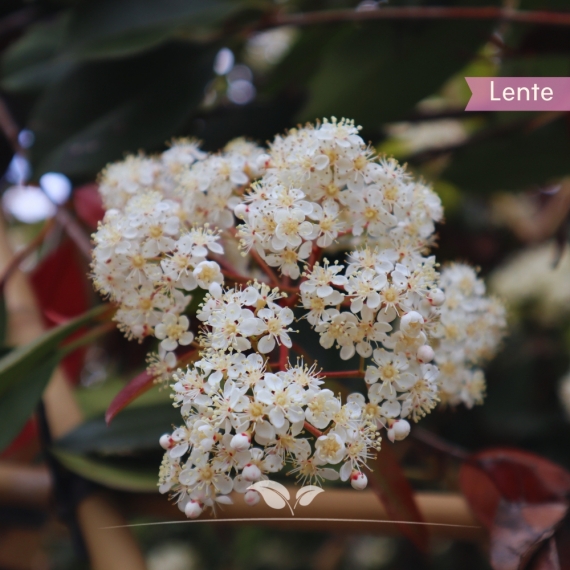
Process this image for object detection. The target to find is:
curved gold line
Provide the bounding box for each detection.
[101,517,480,530]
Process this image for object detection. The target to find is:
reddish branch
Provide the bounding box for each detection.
[304,421,323,438]
[254,6,570,30]
[322,370,365,378]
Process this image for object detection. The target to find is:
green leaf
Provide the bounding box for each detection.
[55,403,180,455]
[75,376,170,419]
[297,18,494,126]
[0,304,107,397]
[1,14,77,92]
[52,450,159,492]
[29,43,217,178]
[0,356,59,453]
[64,0,238,58]
[442,115,570,193]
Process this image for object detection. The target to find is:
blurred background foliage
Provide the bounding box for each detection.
[2,0,570,569]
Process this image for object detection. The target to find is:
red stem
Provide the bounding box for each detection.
[250,249,281,287]
[304,421,323,438]
[278,342,289,371]
[323,370,364,378]
[254,6,570,30]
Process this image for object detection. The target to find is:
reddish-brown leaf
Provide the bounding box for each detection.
[30,239,91,383]
[530,537,561,570]
[328,378,428,551]
[460,448,570,570]
[459,460,502,528]
[366,440,429,552]
[73,183,105,229]
[491,502,567,570]
[105,369,155,425]
[476,449,570,503]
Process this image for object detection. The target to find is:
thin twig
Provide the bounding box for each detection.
[250,248,281,287]
[0,97,24,155]
[412,427,469,461]
[323,369,365,378]
[304,421,323,438]
[55,208,92,261]
[252,6,570,31]
[0,218,55,292]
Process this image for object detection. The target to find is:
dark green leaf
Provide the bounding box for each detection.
[64,0,238,58]
[0,356,58,453]
[0,304,106,397]
[297,19,494,126]
[1,14,76,92]
[29,43,217,177]
[442,115,570,193]
[55,403,180,455]
[52,450,158,492]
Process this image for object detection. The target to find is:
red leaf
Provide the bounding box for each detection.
[73,183,105,229]
[105,369,155,425]
[459,461,502,528]
[530,537,561,570]
[366,440,429,552]
[328,378,428,550]
[460,448,570,570]
[0,418,37,459]
[491,502,567,570]
[30,239,91,383]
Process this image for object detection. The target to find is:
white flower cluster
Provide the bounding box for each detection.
[89,117,507,520]
[92,138,266,375]
[158,283,380,518]
[236,118,442,279]
[299,248,442,425]
[433,264,507,408]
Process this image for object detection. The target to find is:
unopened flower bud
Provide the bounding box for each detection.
[417,345,435,363]
[230,432,251,451]
[234,204,248,220]
[350,471,368,490]
[242,463,261,481]
[184,500,203,519]
[244,489,260,506]
[400,311,424,336]
[427,288,445,307]
[388,419,410,443]
[256,153,270,170]
[159,434,172,450]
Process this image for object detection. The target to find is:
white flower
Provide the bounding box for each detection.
[305,389,341,429]
[315,432,346,464]
[155,314,194,351]
[256,306,295,353]
[255,373,305,428]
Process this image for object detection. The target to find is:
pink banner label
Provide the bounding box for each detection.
[465,77,570,111]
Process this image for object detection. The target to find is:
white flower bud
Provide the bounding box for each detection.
[417,345,435,363]
[388,419,410,443]
[400,311,424,337]
[427,288,445,306]
[184,500,203,519]
[256,153,270,170]
[242,463,261,481]
[234,203,248,220]
[230,432,251,452]
[350,471,368,490]
[244,490,260,506]
[159,434,172,450]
